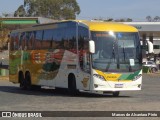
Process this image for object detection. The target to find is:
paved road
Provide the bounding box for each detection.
[0,74,160,119]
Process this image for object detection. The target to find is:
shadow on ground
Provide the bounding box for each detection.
[0,85,131,98]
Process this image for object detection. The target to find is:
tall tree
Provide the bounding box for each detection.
[146,16,152,22]
[14,0,80,20]
[154,16,160,22]
[14,5,26,17]
[126,18,132,22]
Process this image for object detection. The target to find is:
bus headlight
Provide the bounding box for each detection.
[93,74,105,81]
[133,74,142,81]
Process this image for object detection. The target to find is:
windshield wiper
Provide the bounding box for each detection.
[122,43,133,72]
[112,44,116,61]
[122,42,126,62]
[106,43,116,72]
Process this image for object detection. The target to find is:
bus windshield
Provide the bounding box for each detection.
[91,31,142,72]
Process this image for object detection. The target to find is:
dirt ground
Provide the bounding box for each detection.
[0,76,9,80]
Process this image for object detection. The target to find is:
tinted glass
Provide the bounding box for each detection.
[78,26,90,72]
[91,31,142,72]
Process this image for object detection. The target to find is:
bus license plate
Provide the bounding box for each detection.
[115,84,123,88]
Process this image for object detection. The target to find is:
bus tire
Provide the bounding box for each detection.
[113,91,120,97]
[19,72,26,90]
[151,67,157,73]
[68,74,78,96]
[25,72,32,90]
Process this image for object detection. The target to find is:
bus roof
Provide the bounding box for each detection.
[79,20,138,32]
[11,20,138,34]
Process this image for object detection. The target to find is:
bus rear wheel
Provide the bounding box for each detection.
[25,72,32,90]
[19,72,26,90]
[151,67,157,73]
[113,91,120,97]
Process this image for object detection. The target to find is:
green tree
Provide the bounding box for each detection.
[14,5,26,17]
[114,18,126,22]
[104,18,114,22]
[154,16,160,22]
[146,16,152,22]
[14,0,80,20]
[126,18,132,22]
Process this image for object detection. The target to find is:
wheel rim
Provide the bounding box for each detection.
[152,68,156,73]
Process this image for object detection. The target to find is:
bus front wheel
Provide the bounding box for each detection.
[113,91,120,97]
[68,74,78,96]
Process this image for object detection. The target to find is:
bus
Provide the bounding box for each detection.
[9,20,142,96]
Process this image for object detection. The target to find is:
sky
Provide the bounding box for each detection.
[0,0,160,21]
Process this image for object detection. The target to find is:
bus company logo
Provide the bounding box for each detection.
[106,75,118,80]
[2,112,12,117]
[106,76,117,78]
[1,112,42,118]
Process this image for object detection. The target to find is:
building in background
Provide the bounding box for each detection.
[0,17,55,25]
[123,22,160,62]
[0,17,55,75]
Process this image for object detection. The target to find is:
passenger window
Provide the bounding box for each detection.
[35,30,43,50]
[43,29,54,49]
[78,26,90,72]
[19,32,26,50]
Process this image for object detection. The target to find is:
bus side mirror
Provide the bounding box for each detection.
[89,40,95,54]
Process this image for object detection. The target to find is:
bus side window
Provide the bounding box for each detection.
[27,32,36,50]
[14,33,19,50]
[25,32,30,50]
[43,29,54,50]
[10,34,14,51]
[19,32,26,50]
[64,27,77,52]
[35,30,43,50]
[53,28,64,49]
[27,31,35,50]
[10,33,19,51]
[78,26,90,72]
